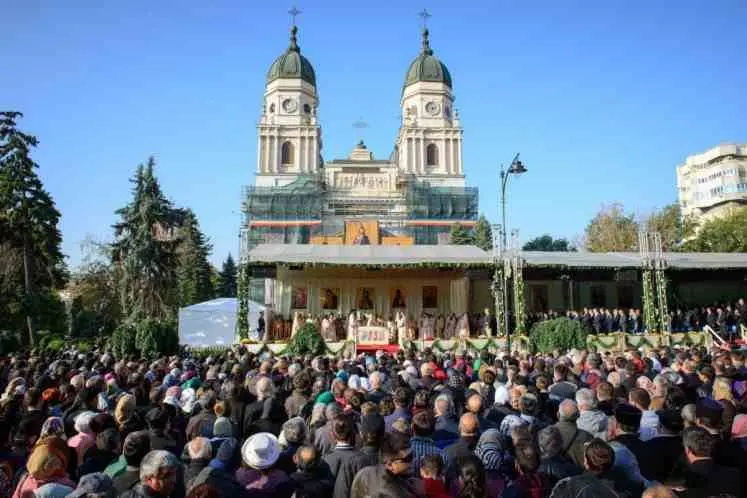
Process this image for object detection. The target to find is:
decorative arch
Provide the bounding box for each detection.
[426,143,439,166]
[281,141,294,165]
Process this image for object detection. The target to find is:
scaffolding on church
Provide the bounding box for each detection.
[403,181,479,244]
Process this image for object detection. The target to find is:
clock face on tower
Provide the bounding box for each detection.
[425,101,440,116]
[282,98,297,113]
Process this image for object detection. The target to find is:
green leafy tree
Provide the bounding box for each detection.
[472,215,493,251]
[0,111,66,346]
[643,203,695,251]
[112,157,181,322]
[523,234,574,251]
[584,203,639,252]
[529,317,587,353]
[287,322,326,357]
[216,253,237,298]
[684,206,747,252]
[449,223,473,245]
[176,209,214,306]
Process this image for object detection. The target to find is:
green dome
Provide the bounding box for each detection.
[404,29,452,89]
[266,26,316,87]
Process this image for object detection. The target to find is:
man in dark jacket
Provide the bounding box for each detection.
[681,426,743,498]
[553,400,593,468]
[444,413,479,476]
[79,428,121,476]
[609,403,653,480]
[284,373,310,419]
[186,392,217,440]
[113,431,151,494]
[146,407,179,455]
[290,446,334,498]
[323,414,362,480]
[188,438,245,497]
[351,432,423,498]
[550,439,634,498]
[644,409,684,483]
[183,437,212,490]
[333,412,384,498]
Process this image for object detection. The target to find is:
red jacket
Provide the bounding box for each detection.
[423,477,452,498]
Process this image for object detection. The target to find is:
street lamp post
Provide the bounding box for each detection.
[499,153,527,354]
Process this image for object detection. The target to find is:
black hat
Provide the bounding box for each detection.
[695,398,723,421]
[656,409,684,433]
[614,403,642,428]
[360,413,385,435]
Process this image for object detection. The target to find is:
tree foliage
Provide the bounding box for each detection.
[523,234,574,252]
[69,239,120,338]
[529,317,587,353]
[287,322,326,357]
[0,111,66,345]
[684,206,747,252]
[584,203,639,252]
[216,253,237,298]
[643,204,695,251]
[472,215,493,251]
[112,157,181,321]
[176,209,214,306]
[449,223,473,245]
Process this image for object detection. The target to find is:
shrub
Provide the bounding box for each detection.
[287,322,326,357]
[0,330,21,355]
[529,317,587,353]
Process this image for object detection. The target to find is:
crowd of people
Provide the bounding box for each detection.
[0,339,746,498]
[528,297,746,337]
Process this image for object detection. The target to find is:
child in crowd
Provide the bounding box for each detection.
[420,455,450,498]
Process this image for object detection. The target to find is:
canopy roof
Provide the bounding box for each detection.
[247,244,747,270]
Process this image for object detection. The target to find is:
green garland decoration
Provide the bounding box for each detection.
[586,334,620,350]
[491,266,506,337]
[625,334,657,349]
[513,262,526,335]
[641,269,656,333]
[655,268,669,333]
[236,262,250,340]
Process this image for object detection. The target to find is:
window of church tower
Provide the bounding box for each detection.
[270,103,275,113]
[426,143,439,167]
[304,103,311,114]
[281,141,294,165]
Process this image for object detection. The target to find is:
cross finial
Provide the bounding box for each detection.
[289,6,301,26]
[418,8,431,29]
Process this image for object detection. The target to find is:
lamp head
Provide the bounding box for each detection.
[508,159,527,175]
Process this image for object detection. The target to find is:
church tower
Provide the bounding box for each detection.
[256,23,321,187]
[396,26,463,187]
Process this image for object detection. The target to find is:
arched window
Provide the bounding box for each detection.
[426,143,438,166]
[281,141,294,165]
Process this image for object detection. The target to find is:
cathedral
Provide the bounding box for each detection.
[243,21,478,247]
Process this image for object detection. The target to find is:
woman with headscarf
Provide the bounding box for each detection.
[473,429,509,497]
[116,394,145,441]
[68,411,96,466]
[12,436,74,498]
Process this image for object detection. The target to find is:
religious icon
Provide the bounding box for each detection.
[422,286,438,309]
[356,288,374,310]
[291,287,308,309]
[390,288,406,309]
[353,226,370,245]
[320,288,339,310]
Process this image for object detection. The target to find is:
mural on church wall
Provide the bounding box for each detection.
[320,288,340,310]
[356,287,375,309]
[390,288,407,309]
[291,287,308,309]
[345,220,379,245]
[422,286,438,308]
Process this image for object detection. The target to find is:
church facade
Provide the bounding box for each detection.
[243,23,478,248]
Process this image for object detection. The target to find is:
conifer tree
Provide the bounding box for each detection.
[176,209,214,306]
[473,214,493,251]
[112,157,180,320]
[449,223,473,245]
[216,253,237,298]
[0,111,65,345]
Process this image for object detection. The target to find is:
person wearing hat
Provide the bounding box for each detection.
[608,403,652,486]
[644,409,684,483]
[188,438,244,497]
[110,431,151,493]
[350,432,422,498]
[67,472,116,498]
[694,397,736,468]
[237,432,294,497]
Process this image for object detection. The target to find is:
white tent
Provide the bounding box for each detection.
[178,298,265,348]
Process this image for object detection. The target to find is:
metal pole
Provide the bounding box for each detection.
[500,170,511,354]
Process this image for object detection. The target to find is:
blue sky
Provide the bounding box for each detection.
[3,1,746,268]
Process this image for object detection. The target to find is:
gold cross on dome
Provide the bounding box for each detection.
[288,6,302,25]
[418,8,431,28]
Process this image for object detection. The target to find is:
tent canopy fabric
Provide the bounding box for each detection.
[247,244,747,269]
[178,298,265,348]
